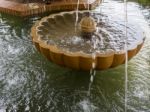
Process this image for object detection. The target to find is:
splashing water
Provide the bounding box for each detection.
[77,99,97,112]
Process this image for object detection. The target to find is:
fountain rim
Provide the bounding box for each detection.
[31,11,145,70]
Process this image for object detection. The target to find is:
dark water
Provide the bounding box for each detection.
[0,0,150,111]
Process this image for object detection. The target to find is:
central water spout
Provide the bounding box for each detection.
[80,13,96,38]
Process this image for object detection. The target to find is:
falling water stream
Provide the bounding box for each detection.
[124,0,128,111]
[75,0,80,32]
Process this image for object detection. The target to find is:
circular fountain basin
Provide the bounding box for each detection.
[31,11,145,70]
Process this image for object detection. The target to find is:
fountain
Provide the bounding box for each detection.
[31,10,145,71]
[30,0,145,73]
[0,0,149,111]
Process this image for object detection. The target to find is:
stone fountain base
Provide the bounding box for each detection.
[31,12,145,70]
[0,0,100,16]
